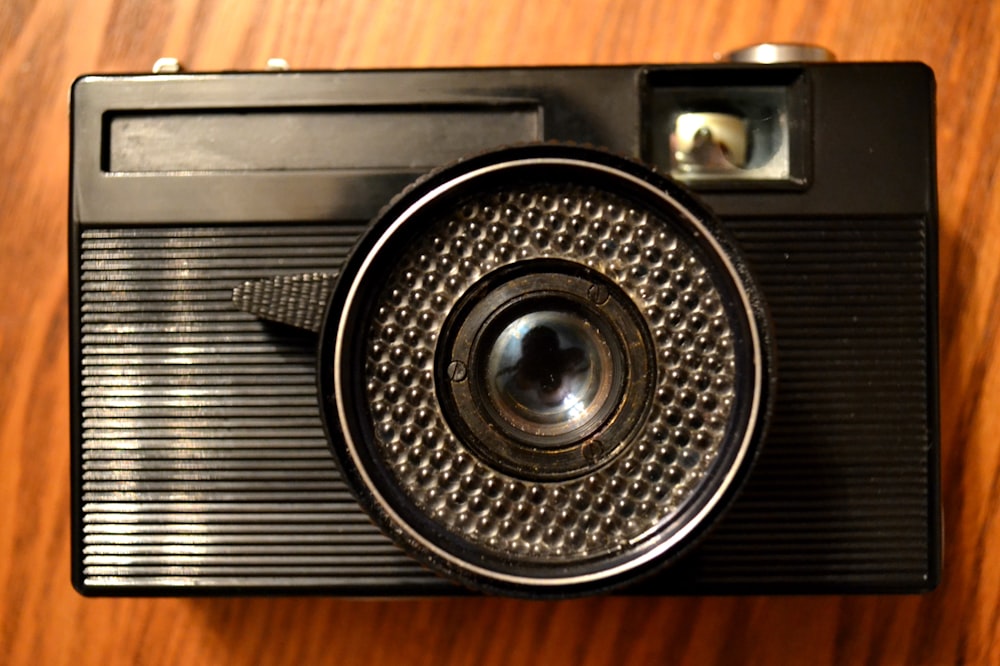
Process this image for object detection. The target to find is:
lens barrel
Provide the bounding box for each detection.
[319,144,773,597]
[438,261,655,481]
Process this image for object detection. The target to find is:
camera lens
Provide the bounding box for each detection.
[484,308,612,442]
[319,144,773,597]
[438,263,651,480]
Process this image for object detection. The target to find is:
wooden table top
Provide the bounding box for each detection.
[1,0,998,663]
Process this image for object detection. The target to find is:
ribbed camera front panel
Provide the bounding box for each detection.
[655,216,935,592]
[73,217,934,593]
[76,225,449,591]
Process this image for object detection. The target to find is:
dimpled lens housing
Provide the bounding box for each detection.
[322,146,771,596]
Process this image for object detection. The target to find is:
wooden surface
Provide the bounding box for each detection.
[1,0,998,663]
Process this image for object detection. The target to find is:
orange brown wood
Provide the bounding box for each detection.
[1,0,998,663]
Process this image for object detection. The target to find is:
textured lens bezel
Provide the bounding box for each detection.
[319,145,773,597]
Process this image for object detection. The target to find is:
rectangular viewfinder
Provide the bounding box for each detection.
[644,69,808,188]
[105,106,541,173]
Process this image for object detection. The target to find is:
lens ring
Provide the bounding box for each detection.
[320,144,773,596]
[438,261,655,480]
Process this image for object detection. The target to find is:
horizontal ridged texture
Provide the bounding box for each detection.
[77,225,450,591]
[656,217,933,591]
[75,218,934,593]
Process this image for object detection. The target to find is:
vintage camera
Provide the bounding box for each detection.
[69,48,940,597]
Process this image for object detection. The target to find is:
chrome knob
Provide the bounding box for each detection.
[723,43,836,64]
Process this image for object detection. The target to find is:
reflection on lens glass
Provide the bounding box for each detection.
[485,310,615,446]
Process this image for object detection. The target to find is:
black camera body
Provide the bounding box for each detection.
[70,61,940,596]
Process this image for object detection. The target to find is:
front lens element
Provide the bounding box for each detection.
[438,263,652,480]
[485,309,613,443]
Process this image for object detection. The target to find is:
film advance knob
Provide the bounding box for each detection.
[722,43,836,63]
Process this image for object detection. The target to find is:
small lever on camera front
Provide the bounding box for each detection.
[232,272,337,333]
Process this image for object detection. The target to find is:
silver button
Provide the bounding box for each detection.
[723,43,836,64]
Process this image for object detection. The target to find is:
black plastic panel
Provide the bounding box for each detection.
[76,225,453,593]
[650,216,936,592]
[73,216,935,594]
[106,106,540,172]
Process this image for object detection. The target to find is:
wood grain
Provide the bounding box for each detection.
[1,0,998,663]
